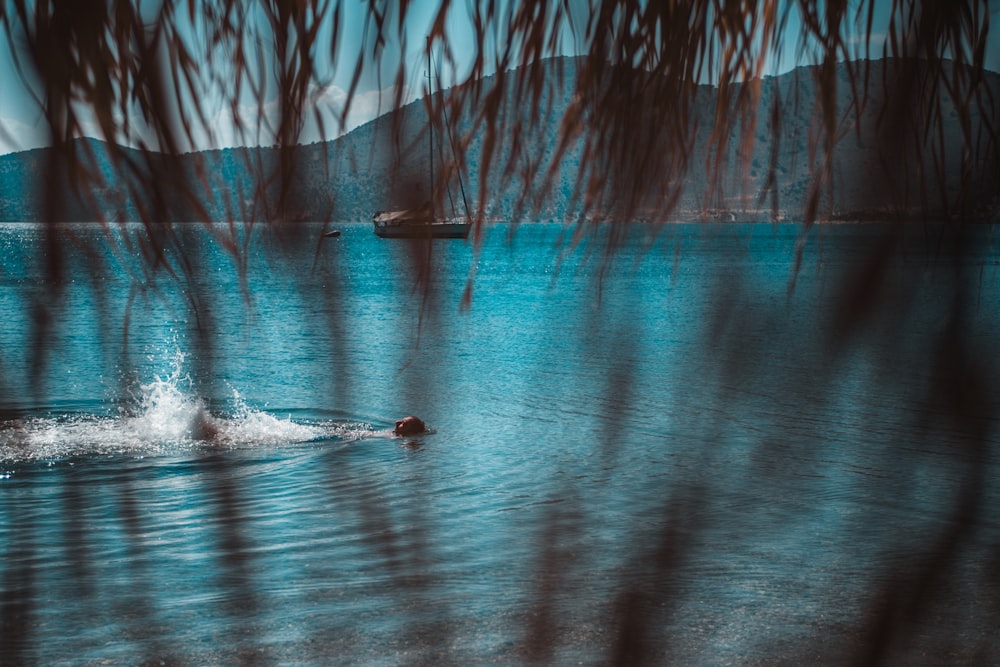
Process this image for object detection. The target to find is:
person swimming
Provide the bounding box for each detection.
[192,406,426,441]
[190,404,221,441]
[393,415,426,437]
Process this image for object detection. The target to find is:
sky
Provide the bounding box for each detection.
[0,1,487,154]
[1,1,999,156]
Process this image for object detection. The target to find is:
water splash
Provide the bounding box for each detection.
[129,352,217,443]
[0,351,375,463]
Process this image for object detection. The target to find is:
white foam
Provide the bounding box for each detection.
[0,351,373,463]
[131,362,215,443]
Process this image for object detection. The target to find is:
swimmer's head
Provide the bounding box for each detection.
[393,416,426,437]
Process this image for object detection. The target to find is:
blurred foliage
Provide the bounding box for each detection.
[1,1,999,664]
[1,1,996,228]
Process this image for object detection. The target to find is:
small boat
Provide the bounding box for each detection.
[373,205,469,239]
[322,229,341,238]
[373,40,471,240]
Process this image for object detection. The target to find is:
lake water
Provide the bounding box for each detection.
[1,221,998,665]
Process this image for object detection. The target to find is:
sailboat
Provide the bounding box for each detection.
[373,42,471,239]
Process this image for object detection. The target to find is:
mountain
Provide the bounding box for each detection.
[1,57,997,223]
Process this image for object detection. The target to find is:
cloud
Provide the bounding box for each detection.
[315,86,417,137]
[0,81,420,155]
[188,82,418,150]
[110,82,416,153]
[0,116,49,155]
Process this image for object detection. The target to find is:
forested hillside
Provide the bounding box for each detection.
[1,57,996,223]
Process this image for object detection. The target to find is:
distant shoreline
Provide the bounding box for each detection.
[3,216,997,225]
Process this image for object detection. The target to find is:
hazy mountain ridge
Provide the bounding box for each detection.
[1,57,997,223]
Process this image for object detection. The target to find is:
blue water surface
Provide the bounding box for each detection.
[1,221,999,665]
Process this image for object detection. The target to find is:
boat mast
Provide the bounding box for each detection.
[427,35,434,219]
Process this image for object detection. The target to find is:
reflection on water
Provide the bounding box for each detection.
[1,222,999,664]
